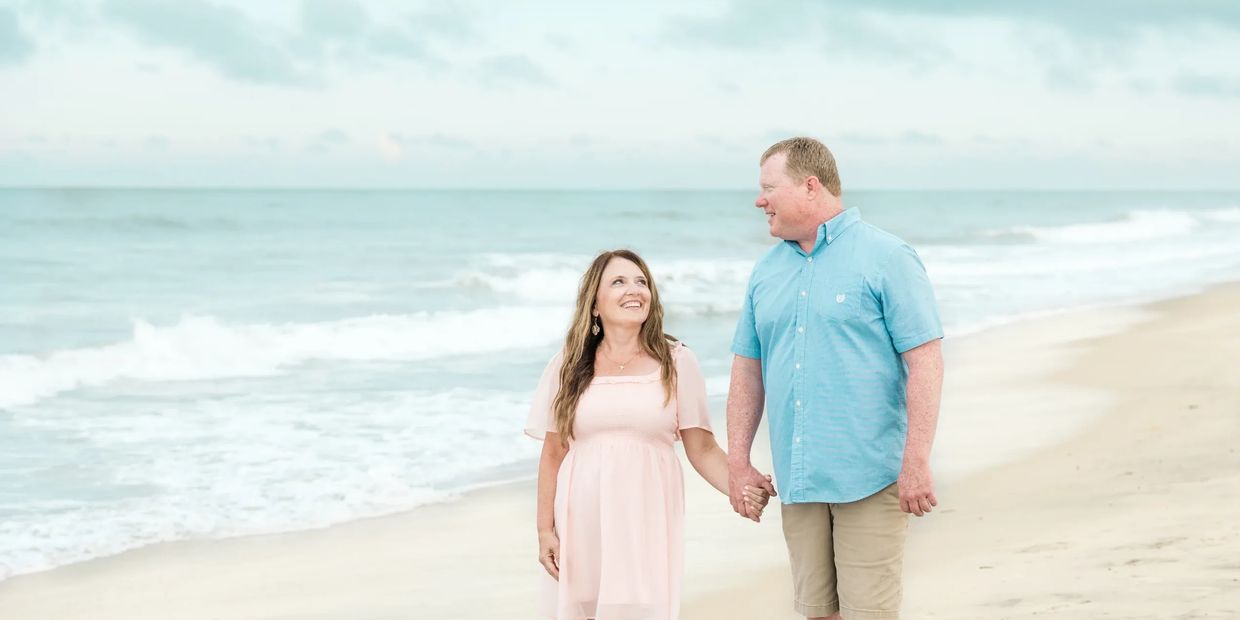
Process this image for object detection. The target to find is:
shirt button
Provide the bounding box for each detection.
[800,290,807,297]
[797,326,804,333]
[795,400,801,407]
[827,236,833,242]
[795,363,801,369]
[795,436,801,443]
[807,257,813,263]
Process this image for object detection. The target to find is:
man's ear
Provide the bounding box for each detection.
[804,175,822,200]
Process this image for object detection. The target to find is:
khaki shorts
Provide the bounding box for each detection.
[780,483,909,619]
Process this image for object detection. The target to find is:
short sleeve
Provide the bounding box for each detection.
[730,272,761,360]
[877,244,944,354]
[523,350,564,440]
[674,343,713,439]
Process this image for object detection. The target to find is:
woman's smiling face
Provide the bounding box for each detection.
[594,257,652,328]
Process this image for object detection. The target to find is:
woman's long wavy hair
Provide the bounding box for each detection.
[552,250,677,442]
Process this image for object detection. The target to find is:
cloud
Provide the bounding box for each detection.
[477,54,554,88]
[48,0,457,86]
[376,133,404,161]
[837,132,890,146]
[571,134,599,148]
[0,7,34,64]
[898,131,943,146]
[300,0,369,40]
[661,5,802,52]
[693,135,750,152]
[763,129,813,144]
[367,28,434,62]
[245,136,283,152]
[297,0,439,64]
[298,2,473,65]
[418,133,472,149]
[4,0,462,94]
[970,135,1032,148]
[407,6,476,42]
[1172,72,1240,98]
[857,1,1240,37]
[13,0,92,21]
[144,135,170,152]
[545,33,574,52]
[660,3,954,71]
[373,132,475,161]
[1043,63,1097,92]
[829,131,944,147]
[306,129,351,153]
[830,18,954,70]
[391,133,474,149]
[661,1,1240,80]
[101,0,313,86]
[316,129,350,144]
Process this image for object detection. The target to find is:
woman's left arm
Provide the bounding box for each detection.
[680,428,729,495]
[682,428,769,515]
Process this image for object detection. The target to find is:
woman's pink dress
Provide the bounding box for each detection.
[525,341,712,620]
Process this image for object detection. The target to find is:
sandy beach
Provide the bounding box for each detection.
[688,284,1240,619]
[2,284,1237,619]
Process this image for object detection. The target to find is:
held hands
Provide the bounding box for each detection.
[538,530,560,580]
[897,460,938,517]
[728,461,776,522]
[744,476,773,520]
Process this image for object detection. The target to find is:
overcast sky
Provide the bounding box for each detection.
[2,0,1239,189]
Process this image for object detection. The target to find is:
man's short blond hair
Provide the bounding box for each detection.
[761,137,842,197]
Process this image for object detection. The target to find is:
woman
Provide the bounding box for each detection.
[525,249,773,620]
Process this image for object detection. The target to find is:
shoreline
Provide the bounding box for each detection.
[2,283,1239,618]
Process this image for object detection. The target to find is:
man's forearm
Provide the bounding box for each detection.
[902,342,944,466]
[726,355,765,465]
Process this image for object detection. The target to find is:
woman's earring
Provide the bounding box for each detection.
[591,316,601,336]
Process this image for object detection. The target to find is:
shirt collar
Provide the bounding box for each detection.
[785,208,862,255]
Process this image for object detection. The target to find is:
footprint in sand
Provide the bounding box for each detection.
[1145,536,1188,549]
[1116,536,1188,551]
[1122,557,1176,566]
[1017,541,1071,553]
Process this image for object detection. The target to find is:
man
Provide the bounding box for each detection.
[726,137,945,620]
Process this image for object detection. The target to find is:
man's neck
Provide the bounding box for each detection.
[794,206,845,253]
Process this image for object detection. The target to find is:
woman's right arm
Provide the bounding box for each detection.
[536,432,568,580]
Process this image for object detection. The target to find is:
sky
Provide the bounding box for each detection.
[1,0,1239,189]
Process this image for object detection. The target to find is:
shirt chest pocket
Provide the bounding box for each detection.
[815,278,865,322]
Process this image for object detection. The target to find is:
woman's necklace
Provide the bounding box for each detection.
[599,346,642,371]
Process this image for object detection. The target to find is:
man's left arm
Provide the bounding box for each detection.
[898,339,943,516]
[875,243,945,517]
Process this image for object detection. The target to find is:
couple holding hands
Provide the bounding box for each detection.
[526,137,945,620]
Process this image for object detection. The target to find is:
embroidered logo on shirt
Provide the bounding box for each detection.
[836,294,847,303]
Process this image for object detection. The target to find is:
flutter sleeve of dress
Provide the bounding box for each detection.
[673,342,713,438]
[524,350,563,440]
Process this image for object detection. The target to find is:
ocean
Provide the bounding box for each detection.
[2,188,1239,580]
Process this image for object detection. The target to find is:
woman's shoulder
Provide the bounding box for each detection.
[539,348,567,378]
[668,338,698,365]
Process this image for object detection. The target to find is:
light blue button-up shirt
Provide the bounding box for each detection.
[732,208,943,504]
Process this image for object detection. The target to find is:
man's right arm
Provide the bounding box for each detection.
[726,354,774,520]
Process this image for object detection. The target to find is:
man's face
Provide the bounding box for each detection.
[755,153,809,240]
